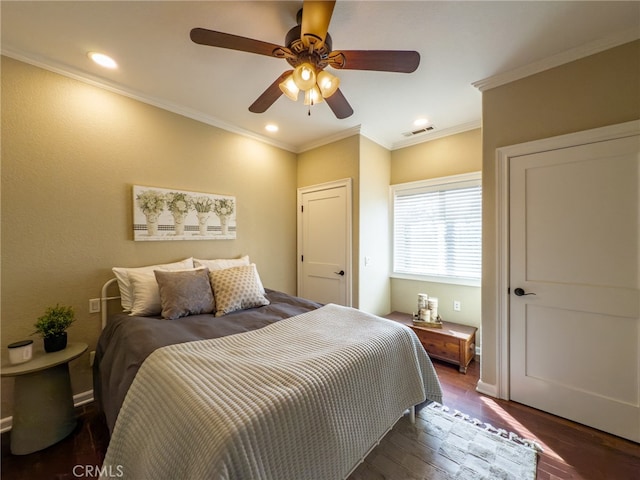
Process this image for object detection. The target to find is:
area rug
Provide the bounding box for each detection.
[417,403,541,480]
[352,403,542,480]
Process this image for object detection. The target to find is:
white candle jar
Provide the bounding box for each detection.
[428,297,439,321]
[8,340,33,365]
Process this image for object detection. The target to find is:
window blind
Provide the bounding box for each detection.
[393,176,481,282]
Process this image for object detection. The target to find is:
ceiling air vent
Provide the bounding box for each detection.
[402,125,435,137]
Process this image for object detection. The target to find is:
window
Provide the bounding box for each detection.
[391,172,481,286]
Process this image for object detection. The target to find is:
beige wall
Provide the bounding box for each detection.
[358,136,391,315]
[1,57,298,416]
[391,280,481,327]
[297,136,361,308]
[481,40,640,389]
[390,129,482,334]
[391,128,481,185]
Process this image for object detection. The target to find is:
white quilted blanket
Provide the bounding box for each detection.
[101,304,443,480]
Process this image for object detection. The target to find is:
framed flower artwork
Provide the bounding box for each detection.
[133,185,236,241]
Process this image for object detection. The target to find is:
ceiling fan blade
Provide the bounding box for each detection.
[301,0,336,47]
[248,71,292,113]
[190,28,283,57]
[333,50,420,73]
[325,89,353,119]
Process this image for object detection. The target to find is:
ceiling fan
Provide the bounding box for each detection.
[190,0,420,119]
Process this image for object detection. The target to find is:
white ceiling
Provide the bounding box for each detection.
[2,1,639,152]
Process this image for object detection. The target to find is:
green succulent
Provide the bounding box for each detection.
[32,304,76,338]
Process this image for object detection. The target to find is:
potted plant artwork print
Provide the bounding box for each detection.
[193,196,213,235]
[135,190,165,236]
[213,198,234,236]
[132,185,236,241]
[165,192,193,235]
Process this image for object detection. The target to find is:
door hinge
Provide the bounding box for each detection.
[301,255,304,262]
[301,205,304,213]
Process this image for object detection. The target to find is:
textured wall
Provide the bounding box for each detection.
[1,56,298,417]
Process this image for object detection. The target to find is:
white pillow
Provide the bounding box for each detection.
[193,255,250,271]
[128,266,205,316]
[194,255,266,293]
[112,258,194,311]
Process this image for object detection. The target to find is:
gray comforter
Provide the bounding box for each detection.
[94,289,322,433]
[101,304,443,480]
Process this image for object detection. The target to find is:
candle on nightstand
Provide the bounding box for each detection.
[8,340,33,365]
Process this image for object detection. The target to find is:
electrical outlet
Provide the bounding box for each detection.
[453,300,461,312]
[89,298,101,313]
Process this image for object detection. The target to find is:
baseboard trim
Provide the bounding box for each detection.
[475,380,499,398]
[1,389,94,433]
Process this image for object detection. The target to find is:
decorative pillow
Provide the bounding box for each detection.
[154,268,215,320]
[209,264,270,317]
[113,258,194,311]
[128,266,200,316]
[195,255,265,294]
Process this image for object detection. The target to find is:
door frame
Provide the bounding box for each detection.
[493,120,640,400]
[297,178,353,306]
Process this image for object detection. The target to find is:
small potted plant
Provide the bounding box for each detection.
[32,304,76,353]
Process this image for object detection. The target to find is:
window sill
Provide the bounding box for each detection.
[391,273,480,288]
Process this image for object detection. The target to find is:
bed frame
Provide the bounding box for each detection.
[100,278,120,330]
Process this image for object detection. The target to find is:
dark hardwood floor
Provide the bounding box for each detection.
[2,358,638,479]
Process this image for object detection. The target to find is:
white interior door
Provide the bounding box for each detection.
[509,134,639,442]
[298,180,351,306]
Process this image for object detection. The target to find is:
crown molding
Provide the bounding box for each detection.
[2,47,299,153]
[3,47,392,154]
[472,27,640,92]
[296,125,364,153]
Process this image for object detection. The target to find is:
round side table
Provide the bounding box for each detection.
[1,342,88,455]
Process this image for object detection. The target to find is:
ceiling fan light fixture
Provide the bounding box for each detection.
[317,70,340,98]
[304,85,324,106]
[292,62,317,91]
[278,74,300,101]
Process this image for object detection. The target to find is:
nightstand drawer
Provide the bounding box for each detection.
[413,330,460,362]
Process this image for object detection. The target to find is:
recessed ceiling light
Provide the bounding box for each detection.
[265,123,279,133]
[88,52,118,69]
[413,118,429,127]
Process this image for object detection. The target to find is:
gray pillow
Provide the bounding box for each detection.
[154,268,215,320]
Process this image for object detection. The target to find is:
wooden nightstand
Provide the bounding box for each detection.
[386,312,477,373]
[1,342,88,455]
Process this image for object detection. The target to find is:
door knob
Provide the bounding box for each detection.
[334,270,345,276]
[514,287,536,296]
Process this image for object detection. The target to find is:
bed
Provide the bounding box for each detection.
[94,257,443,479]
